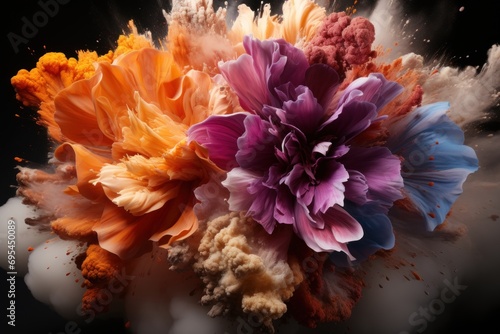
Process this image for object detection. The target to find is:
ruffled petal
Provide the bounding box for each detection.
[220,35,309,113]
[94,188,197,259]
[92,157,183,216]
[337,73,403,110]
[54,76,114,151]
[340,146,404,211]
[294,203,362,259]
[342,170,369,206]
[279,86,325,135]
[222,167,277,233]
[247,183,279,233]
[54,143,112,202]
[219,53,272,112]
[274,186,296,225]
[236,115,279,171]
[221,167,261,213]
[321,73,402,135]
[188,113,248,170]
[265,37,309,92]
[332,201,395,265]
[94,202,168,259]
[387,102,479,230]
[311,158,350,214]
[320,100,378,143]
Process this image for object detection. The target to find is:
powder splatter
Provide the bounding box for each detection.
[1,0,498,333]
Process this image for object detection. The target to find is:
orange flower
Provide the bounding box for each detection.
[11,22,152,143]
[15,42,231,260]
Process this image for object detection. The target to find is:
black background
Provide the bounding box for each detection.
[1,1,499,333]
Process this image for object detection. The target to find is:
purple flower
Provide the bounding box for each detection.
[189,36,405,259]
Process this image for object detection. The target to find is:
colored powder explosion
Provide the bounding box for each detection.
[1,0,499,333]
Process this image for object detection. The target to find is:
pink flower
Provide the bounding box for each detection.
[189,36,404,259]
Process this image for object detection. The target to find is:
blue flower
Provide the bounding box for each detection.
[386,102,479,230]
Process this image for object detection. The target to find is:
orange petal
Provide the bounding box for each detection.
[281,0,326,45]
[54,75,114,150]
[94,159,184,216]
[119,94,187,158]
[113,48,183,105]
[54,143,112,201]
[150,205,198,248]
[94,189,197,259]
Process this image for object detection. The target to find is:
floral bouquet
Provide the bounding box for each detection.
[4,0,490,333]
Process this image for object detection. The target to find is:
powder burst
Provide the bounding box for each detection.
[2,0,499,333]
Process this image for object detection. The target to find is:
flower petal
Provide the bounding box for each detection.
[321,99,378,143]
[311,158,350,214]
[222,167,261,212]
[222,167,277,233]
[340,146,404,211]
[332,201,395,265]
[236,114,279,171]
[337,73,403,110]
[294,203,362,259]
[54,143,112,202]
[54,76,114,150]
[343,170,369,206]
[188,112,248,170]
[220,36,309,113]
[218,53,271,112]
[274,185,296,225]
[279,86,325,135]
[304,63,340,110]
[387,102,479,230]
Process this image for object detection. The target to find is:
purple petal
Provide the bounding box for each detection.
[330,144,350,158]
[274,186,296,225]
[221,167,260,212]
[282,164,314,206]
[304,63,340,110]
[367,73,404,110]
[278,86,325,135]
[219,53,271,112]
[320,99,378,143]
[236,115,279,171]
[247,183,279,233]
[337,73,403,110]
[221,36,309,113]
[188,113,248,170]
[318,205,364,243]
[343,170,369,205]
[267,38,309,90]
[341,146,404,211]
[337,75,381,106]
[280,131,305,165]
[294,203,363,259]
[312,142,332,156]
[222,167,278,233]
[311,158,350,214]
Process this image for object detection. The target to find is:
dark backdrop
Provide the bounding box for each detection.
[2,1,499,333]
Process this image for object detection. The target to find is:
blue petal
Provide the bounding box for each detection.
[330,201,395,265]
[386,102,479,230]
